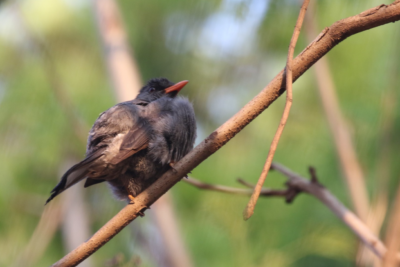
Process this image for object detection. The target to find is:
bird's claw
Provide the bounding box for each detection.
[169,162,178,173]
[128,195,135,204]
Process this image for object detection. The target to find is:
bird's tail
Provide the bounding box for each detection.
[45,151,103,204]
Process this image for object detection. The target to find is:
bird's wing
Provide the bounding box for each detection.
[46,103,152,203]
[108,123,151,165]
[83,125,150,188]
[87,102,148,151]
[83,119,151,187]
[45,148,105,204]
[84,177,106,188]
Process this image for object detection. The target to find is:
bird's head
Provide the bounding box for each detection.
[136,78,189,103]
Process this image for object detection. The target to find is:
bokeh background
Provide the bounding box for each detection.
[0,0,399,266]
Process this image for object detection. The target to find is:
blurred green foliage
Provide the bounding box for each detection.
[0,0,399,266]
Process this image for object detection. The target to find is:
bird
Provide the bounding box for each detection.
[46,77,196,204]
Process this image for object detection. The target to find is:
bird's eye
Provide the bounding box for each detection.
[149,87,155,93]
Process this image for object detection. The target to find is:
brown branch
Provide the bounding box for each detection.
[244,0,310,220]
[52,2,400,266]
[93,0,142,100]
[237,178,256,188]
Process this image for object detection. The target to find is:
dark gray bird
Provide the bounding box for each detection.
[46,78,196,204]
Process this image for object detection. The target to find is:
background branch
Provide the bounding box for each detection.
[52,2,400,266]
[304,4,374,266]
[93,0,142,100]
[244,0,310,220]
[305,0,369,224]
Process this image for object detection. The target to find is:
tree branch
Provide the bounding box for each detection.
[184,177,290,198]
[52,2,400,266]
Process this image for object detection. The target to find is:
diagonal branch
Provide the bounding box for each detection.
[52,2,400,266]
[243,0,310,220]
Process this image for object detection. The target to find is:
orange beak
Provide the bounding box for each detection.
[164,80,189,94]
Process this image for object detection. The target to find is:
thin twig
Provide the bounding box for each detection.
[51,3,400,266]
[243,0,310,220]
[237,178,256,189]
[184,177,289,197]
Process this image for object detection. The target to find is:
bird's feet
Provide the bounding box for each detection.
[128,194,135,204]
[128,195,147,217]
[169,162,178,173]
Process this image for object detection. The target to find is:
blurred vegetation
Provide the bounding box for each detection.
[0,0,399,266]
